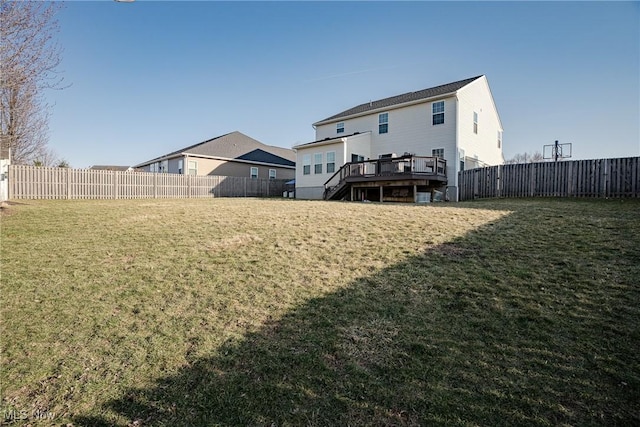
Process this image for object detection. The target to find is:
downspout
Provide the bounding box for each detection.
[454,95,460,192]
[342,137,348,170]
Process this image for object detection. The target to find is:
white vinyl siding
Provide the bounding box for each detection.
[315,102,456,166]
[457,76,504,169]
[294,139,348,198]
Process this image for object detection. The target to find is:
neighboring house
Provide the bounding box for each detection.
[293,75,503,202]
[135,131,295,181]
[89,165,133,171]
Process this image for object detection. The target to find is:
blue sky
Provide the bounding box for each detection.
[47,1,639,168]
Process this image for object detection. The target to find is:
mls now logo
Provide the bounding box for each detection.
[2,408,55,422]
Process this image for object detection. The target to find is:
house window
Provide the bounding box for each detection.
[250,167,258,179]
[498,131,502,149]
[351,153,364,162]
[432,101,444,125]
[473,111,478,134]
[326,151,336,174]
[459,149,465,172]
[379,113,388,134]
[432,148,444,159]
[303,154,311,175]
[178,159,183,174]
[314,153,323,174]
[269,169,276,180]
[337,122,344,134]
[188,160,197,175]
[149,163,157,173]
[160,160,168,173]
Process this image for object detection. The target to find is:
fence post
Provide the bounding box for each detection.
[153,173,158,199]
[7,165,13,200]
[113,170,118,199]
[66,168,72,199]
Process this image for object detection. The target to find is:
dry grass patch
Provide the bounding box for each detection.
[1,197,638,426]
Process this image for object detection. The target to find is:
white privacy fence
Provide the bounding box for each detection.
[8,165,288,200]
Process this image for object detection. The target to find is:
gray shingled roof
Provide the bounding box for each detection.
[293,132,365,149]
[138,131,295,167]
[89,165,131,171]
[315,75,483,124]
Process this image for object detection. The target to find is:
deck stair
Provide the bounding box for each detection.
[323,155,447,201]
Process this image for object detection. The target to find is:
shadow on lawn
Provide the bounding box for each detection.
[75,202,639,426]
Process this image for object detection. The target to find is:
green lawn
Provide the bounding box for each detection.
[1,198,639,426]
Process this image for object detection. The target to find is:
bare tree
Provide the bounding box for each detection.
[504,151,545,164]
[32,145,60,167]
[0,0,65,164]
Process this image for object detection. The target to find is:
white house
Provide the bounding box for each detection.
[293,75,503,202]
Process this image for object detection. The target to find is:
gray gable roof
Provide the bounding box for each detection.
[89,165,131,171]
[315,75,483,124]
[138,131,295,167]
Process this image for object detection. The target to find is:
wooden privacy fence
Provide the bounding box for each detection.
[8,165,288,200]
[458,157,640,201]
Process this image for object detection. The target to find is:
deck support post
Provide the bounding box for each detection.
[413,184,418,203]
[379,185,383,202]
[350,185,354,202]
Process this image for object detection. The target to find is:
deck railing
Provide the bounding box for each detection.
[323,155,446,199]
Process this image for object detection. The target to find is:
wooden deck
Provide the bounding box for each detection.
[324,155,447,201]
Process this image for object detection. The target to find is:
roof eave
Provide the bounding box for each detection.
[292,131,371,150]
[135,151,295,169]
[312,91,459,127]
